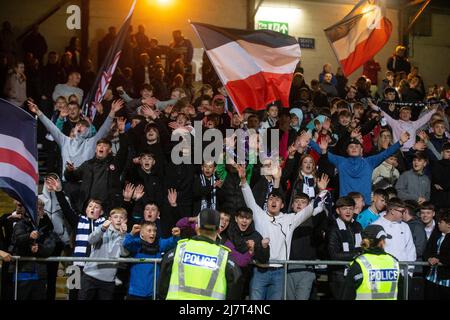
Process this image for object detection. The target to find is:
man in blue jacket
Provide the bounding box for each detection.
[123,221,180,300]
[309,131,410,204]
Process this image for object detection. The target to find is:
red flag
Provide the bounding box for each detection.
[191,22,301,114]
[324,0,392,76]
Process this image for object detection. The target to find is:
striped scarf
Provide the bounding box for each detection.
[336,218,362,253]
[73,215,105,267]
[336,217,361,276]
[426,234,450,287]
[200,174,216,210]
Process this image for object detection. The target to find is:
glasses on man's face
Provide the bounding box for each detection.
[393,208,406,214]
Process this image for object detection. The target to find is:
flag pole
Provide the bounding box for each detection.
[189,21,242,116]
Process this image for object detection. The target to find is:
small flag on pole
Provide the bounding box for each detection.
[82,0,136,118]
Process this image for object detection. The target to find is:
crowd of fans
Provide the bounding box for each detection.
[0,19,450,300]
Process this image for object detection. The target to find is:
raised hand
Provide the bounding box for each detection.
[110,99,125,115]
[172,227,181,237]
[317,173,330,191]
[350,127,361,139]
[288,144,297,158]
[133,184,145,201]
[318,138,329,154]
[102,220,112,230]
[94,102,104,114]
[123,183,135,202]
[116,86,125,94]
[417,130,429,143]
[214,179,223,188]
[27,100,40,115]
[399,131,411,145]
[119,223,128,234]
[261,238,270,249]
[235,164,246,183]
[168,188,177,207]
[141,104,157,119]
[46,177,62,192]
[272,164,282,181]
[168,122,180,130]
[131,224,141,236]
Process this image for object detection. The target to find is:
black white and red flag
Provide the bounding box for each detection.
[191,22,301,114]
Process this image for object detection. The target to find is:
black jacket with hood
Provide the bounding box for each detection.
[65,133,129,212]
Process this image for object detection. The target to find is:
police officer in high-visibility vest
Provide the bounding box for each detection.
[340,224,401,300]
[158,209,241,300]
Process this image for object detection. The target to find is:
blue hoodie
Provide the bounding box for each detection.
[289,108,303,132]
[310,140,401,204]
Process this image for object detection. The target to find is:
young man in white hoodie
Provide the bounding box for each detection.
[237,164,329,300]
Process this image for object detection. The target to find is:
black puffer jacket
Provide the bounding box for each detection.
[326,217,363,273]
[9,215,56,278]
[423,228,450,281]
[431,159,450,209]
[65,134,129,212]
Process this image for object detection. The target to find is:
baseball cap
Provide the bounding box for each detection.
[362,225,392,241]
[198,209,221,231]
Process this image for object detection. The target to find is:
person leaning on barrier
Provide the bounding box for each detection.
[157,208,241,300]
[0,250,12,262]
[340,225,401,300]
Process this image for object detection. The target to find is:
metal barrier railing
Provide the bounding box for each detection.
[3,256,432,300]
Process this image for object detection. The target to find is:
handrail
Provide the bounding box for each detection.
[2,256,435,300]
[7,256,433,266]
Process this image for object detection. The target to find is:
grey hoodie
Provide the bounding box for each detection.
[38,178,72,245]
[83,225,127,282]
[395,169,431,202]
[38,112,113,179]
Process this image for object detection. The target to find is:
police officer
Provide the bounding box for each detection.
[340,224,401,300]
[158,209,241,300]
